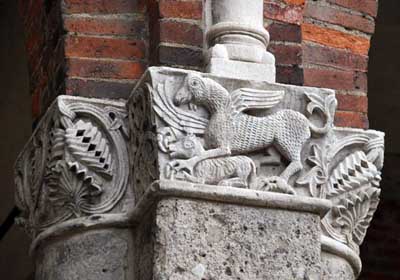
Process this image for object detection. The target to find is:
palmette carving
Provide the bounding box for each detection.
[299,132,384,253]
[15,96,129,237]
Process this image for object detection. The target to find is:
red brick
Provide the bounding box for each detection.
[305,3,375,34]
[67,58,145,79]
[62,0,146,14]
[64,16,147,38]
[159,45,203,67]
[303,67,355,90]
[65,35,146,60]
[264,1,304,25]
[336,94,368,113]
[267,22,302,43]
[354,71,368,91]
[327,0,378,17]
[276,65,304,85]
[159,0,202,20]
[283,0,304,5]
[302,23,371,55]
[160,20,203,47]
[66,78,135,99]
[334,111,369,128]
[303,43,368,72]
[268,43,302,65]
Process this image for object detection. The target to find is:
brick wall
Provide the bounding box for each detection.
[263,0,377,129]
[18,0,377,126]
[18,0,148,122]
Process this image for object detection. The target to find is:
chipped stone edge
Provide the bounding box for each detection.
[140,180,333,218]
[30,179,332,255]
[321,235,362,277]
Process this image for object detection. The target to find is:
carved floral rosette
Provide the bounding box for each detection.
[14,96,130,238]
[128,67,384,276]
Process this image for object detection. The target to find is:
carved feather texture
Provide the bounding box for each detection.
[329,151,381,197]
[150,82,208,134]
[230,88,285,117]
[65,120,113,181]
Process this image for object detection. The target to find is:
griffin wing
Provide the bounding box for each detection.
[149,80,208,135]
[230,88,285,117]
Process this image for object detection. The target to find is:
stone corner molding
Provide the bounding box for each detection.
[14,95,131,239]
[127,66,384,278]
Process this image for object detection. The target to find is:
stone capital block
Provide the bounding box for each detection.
[128,66,384,278]
[14,96,132,246]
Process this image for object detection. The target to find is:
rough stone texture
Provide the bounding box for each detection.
[35,229,134,280]
[322,252,355,280]
[152,197,322,280]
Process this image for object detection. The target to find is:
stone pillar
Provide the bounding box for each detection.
[126,66,384,279]
[205,0,276,81]
[14,1,384,279]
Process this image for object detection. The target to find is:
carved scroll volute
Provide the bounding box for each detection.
[14,96,130,237]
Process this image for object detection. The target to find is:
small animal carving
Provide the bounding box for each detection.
[167,134,256,188]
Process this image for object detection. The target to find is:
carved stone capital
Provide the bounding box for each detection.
[128,66,384,278]
[14,96,131,240]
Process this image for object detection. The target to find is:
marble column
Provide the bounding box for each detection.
[205,0,276,81]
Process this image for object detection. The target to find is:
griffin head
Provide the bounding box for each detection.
[174,73,206,109]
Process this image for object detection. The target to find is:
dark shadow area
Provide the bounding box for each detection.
[360,0,400,279]
[0,0,33,279]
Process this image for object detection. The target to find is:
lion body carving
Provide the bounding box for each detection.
[151,73,336,187]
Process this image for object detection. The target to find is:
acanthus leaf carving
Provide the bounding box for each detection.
[323,187,381,252]
[298,130,384,252]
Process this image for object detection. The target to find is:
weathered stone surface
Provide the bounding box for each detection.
[153,197,322,280]
[322,252,355,280]
[130,180,331,280]
[14,96,131,239]
[128,66,384,279]
[35,229,134,280]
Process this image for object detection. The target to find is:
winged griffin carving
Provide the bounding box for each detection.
[150,73,336,193]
